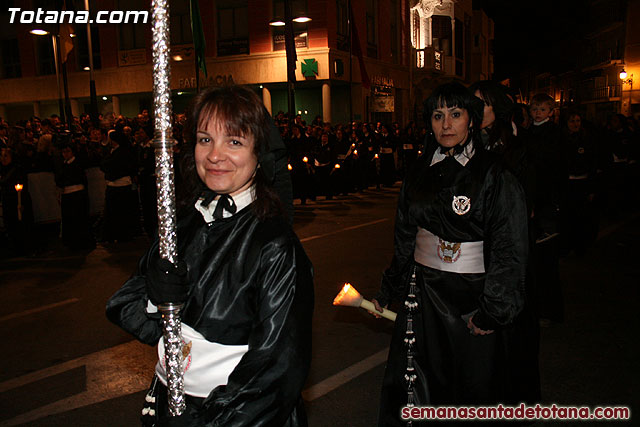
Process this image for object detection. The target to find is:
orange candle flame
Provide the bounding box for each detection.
[15,183,23,191]
[287,164,293,170]
[333,283,397,321]
[334,163,340,169]
[374,153,379,159]
[302,156,308,163]
[333,283,363,307]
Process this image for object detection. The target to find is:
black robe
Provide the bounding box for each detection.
[106,206,314,426]
[376,144,528,426]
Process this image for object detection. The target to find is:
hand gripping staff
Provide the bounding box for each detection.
[151,0,185,416]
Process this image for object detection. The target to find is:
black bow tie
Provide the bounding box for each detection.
[200,190,237,220]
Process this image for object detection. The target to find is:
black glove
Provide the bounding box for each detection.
[146,258,189,305]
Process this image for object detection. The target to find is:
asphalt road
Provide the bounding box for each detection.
[0,186,638,426]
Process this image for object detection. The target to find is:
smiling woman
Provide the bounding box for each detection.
[106,86,314,426]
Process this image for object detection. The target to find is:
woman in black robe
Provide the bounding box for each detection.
[106,86,314,426]
[372,83,528,425]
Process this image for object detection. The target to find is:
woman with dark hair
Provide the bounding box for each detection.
[106,86,314,426]
[371,82,528,425]
[472,80,541,406]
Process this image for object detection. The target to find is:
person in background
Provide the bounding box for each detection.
[0,146,35,256]
[561,111,597,255]
[372,83,528,425]
[528,93,567,326]
[471,79,540,405]
[100,130,138,243]
[55,142,95,251]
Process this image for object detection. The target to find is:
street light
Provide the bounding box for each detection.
[620,68,633,115]
[31,27,65,122]
[270,0,311,122]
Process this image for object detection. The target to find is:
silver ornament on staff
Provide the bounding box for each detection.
[151,0,186,416]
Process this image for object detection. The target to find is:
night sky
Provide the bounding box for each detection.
[474,0,586,80]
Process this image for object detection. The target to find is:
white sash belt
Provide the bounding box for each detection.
[414,228,485,273]
[156,324,248,398]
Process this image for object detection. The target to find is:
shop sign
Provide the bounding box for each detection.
[178,74,235,89]
[371,75,394,112]
[118,49,146,66]
[371,95,394,112]
[301,59,318,77]
[273,33,308,50]
[434,51,442,71]
[371,76,394,87]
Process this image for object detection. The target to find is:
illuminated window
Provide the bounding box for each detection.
[432,15,452,56]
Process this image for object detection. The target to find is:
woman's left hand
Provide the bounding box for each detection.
[467,316,494,336]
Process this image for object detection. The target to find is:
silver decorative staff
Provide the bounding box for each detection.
[151,0,185,416]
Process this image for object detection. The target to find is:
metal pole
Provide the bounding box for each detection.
[629,78,633,116]
[84,0,98,126]
[51,34,65,123]
[151,0,185,416]
[348,0,353,122]
[285,0,296,122]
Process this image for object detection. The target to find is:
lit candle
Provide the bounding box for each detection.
[334,163,340,169]
[374,153,379,159]
[15,183,23,221]
[287,164,293,171]
[333,283,397,321]
[302,156,308,163]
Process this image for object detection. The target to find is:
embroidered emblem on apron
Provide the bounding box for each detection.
[437,238,462,263]
[452,195,471,215]
[160,339,192,373]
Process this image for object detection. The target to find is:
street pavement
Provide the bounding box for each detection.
[0,186,638,426]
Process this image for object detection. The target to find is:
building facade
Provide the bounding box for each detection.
[520,0,640,120]
[0,0,494,126]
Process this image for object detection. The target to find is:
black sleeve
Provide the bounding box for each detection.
[473,168,528,330]
[375,179,417,307]
[105,244,163,346]
[200,234,314,426]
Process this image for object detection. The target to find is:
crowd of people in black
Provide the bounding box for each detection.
[0,84,639,264]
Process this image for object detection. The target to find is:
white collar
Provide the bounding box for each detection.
[195,185,256,223]
[430,140,475,167]
[533,118,550,126]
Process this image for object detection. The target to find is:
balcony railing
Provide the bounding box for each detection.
[581,84,621,102]
[414,47,444,72]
